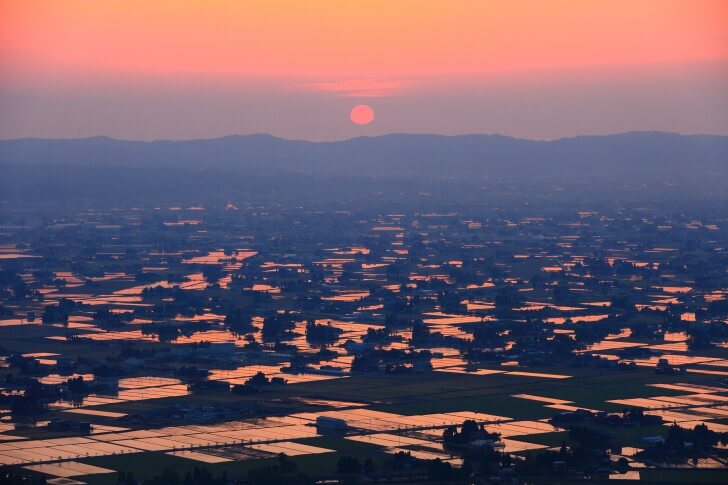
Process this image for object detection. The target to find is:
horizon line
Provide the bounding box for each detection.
[2,130,727,145]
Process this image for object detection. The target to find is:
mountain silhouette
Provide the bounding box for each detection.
[2,132,726,178]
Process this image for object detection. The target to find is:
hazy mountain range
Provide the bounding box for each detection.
[2,132,726,205]
[1,132,726,178]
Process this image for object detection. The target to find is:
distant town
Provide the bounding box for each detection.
[0,188,727,484]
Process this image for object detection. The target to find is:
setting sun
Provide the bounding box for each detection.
[350,105,375,125]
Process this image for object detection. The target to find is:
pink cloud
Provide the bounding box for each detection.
[305,79,411,97]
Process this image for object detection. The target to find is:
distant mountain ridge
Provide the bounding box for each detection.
[1,132,726,178]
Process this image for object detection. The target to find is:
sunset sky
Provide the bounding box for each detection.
[1,0,727,140]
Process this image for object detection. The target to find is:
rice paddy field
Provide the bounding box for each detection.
[0,201,727,482]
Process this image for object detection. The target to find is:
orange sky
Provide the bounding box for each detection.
[1,1,727,138]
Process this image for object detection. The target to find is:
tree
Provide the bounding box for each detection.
[427,458,454,481]
[246,371,269,387]
[42,304,68,324]
[337,456,361,474]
